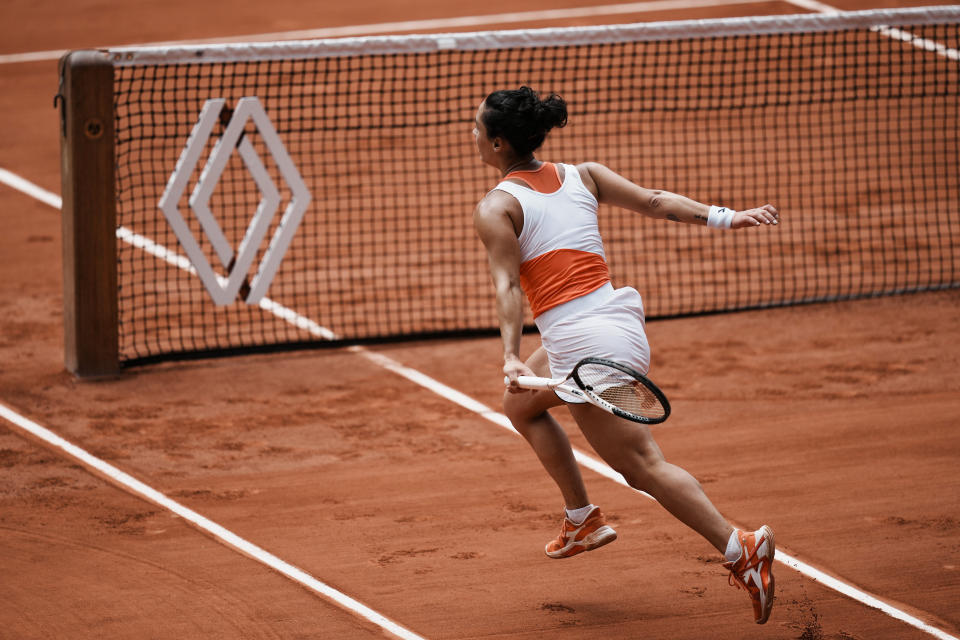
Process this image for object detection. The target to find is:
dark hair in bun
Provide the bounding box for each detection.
[481,86,568,155]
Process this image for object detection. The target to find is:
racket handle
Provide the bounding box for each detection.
[504,375,561,391]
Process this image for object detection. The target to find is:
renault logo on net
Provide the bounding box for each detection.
[158,97,310,306]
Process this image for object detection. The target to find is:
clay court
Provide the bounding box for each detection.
[1,0,959,638]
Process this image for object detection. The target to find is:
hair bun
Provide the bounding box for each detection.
[482,86,569,155]
[539,94,568,130]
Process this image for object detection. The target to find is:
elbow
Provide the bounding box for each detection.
[647,189,666,214]
[497,279,523,299]
[494,277,524,301]
[646,190,666,215]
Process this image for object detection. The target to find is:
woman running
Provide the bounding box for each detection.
[472,86,780,625]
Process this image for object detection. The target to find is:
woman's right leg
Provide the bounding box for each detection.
[502,346,590,510]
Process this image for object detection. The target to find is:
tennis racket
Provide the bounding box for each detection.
[506,357,671,424]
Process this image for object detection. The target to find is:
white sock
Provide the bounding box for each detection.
[565,504,596,525]
[724,530,742,562]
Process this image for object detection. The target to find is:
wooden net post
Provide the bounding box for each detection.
[58,51,119,377]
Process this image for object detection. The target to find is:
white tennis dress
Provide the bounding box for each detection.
[493,163,650,401]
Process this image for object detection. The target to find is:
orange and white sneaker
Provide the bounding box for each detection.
[723,525,776,624]
[544,506,617,559]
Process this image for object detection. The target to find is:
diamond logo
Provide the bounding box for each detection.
[158,97,311,306]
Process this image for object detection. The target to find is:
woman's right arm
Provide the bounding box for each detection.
[473,192,533,386]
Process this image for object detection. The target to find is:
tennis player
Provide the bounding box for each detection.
[472,86,779,624]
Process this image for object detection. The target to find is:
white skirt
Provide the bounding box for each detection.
[536,283,651,403]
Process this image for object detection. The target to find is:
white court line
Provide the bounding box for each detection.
[4,167,959,640]
[781,0,840,13]
[0,168,61,209]
[782,0,960,60]
[0,404,426,640]
[873,24,960,61]
[0,0,776,65]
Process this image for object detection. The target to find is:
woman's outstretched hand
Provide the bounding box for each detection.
[732,204,780,228]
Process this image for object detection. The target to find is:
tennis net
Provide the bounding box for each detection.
[59,6,960,371]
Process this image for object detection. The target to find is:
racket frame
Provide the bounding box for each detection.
[512,357,670,424]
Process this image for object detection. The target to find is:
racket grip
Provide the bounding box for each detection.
[504,375,559,391]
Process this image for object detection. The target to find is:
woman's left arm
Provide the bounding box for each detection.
[579,162,780,229]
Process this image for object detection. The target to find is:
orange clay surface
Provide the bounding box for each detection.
[2,0,960,638]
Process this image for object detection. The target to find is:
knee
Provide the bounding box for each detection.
[605,447,665,492]
[502,390,551,433]
[619,465,658,492]
[606,456,646,489]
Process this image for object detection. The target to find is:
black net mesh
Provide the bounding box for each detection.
[111,16,960,366]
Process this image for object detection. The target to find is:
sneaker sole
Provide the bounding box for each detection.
[545,525,618,559]
[756,525,776,625]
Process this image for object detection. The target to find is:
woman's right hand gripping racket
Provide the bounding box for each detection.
[506,357,671,425]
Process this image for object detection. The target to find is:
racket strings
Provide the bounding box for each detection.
[577,363,666,420]
[599,384,666,419]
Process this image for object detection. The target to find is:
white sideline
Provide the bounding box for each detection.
[0,404,425,640]
[0,168,61,209]
[0,0,773,65]
[3,167,959,639]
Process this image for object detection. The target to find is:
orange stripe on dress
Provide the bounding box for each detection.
[520,249,611,317]
[505,162,562,194]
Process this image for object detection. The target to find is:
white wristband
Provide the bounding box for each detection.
[707,205,735,229]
